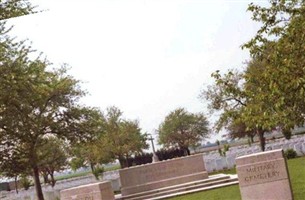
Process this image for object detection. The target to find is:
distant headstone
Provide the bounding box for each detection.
[236,149,293,200]
[60,181,115,200]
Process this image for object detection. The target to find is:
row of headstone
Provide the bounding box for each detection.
[0,170,122,200]
[203,134,305,172]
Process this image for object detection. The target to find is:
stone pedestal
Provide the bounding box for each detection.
[119,153,208,196]
[236,149,293,200]
[152,153,159,163]
[60,181,115,200]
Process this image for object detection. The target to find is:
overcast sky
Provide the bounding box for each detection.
[6,0,266,146]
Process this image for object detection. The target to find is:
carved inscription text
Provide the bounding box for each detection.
[237,159,288,187]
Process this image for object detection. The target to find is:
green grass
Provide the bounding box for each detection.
[104,164,121,171]
[55,171,91,181]
[55,164,121,181]
[208,168,236,176]
[288,157,305,199]
[169,156,305,200]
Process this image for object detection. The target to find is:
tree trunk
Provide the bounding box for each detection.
[125,154,130,167]
[250,134,255,143]
[14,176,18,194]
[257,128,265,152]
[118,156,127,168]
[186,148,190,156]
[49,172,56,188]
[42,171,49,185]
[90,162,95,173]
[33,165,44,200]
[182,147,190,156]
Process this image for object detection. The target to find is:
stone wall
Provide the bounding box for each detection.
[119,153,208,196]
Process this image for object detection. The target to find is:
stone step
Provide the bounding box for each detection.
[115,174,238,200]
[115,174,229,200]
[131,176,238,200]
[150,179,239,200]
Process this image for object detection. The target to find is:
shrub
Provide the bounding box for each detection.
[283,129,292,140]
[20,175,31,190]
[92,166,104,180]
[284,148,297,159]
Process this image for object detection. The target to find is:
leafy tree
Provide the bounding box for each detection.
[37,137,68,187]
[0,50,93,200]
[202,69,269,151]
[227,120,256,143]
[100,106,148,168]
[0,0,35,21]
[69,108,113,179]
[0,150,30,193]
[203,0,305,151]
[244,0,305,129]
[158,108,209,155]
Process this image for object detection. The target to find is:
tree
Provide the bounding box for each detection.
[202,69,269,151]
[37,137,68,187]
[100,106,148,168]
[158,108,209,155]
[227,121,256,143]
[68,107,113,179]
[0,52,93,200]
[0,149,30,193]
[0,0,35,21]
[202,0,305,151]
[244,0,305,130]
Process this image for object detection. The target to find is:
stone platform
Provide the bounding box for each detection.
[115,174,238,200]
[119,154,208,196]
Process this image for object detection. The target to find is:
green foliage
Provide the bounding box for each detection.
[92,166,104,180]
[37,137,68,187]
[203,0,305,152]
[69,157,86,171]
[19,175,31,190]
[158,108,209,155]
[247,138,252,147]
[100,106,149,168]
[285,149,297,159]
[0,3,98,198]
[0,0,36,21]
[68,107,113,175]
[216,140,230,157]
[283,129,292,140]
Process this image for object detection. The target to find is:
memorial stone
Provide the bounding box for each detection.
[119,153,208,196]
[236,149,293,200]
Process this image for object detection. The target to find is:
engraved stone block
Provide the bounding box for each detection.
[236,149,293,200]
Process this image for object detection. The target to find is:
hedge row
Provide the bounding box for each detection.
[121,148,186,168]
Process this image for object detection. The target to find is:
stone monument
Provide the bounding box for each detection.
[119,153,208,196]
[60,181,115,200]
[236,149,293,200]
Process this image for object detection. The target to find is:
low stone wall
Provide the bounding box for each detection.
[119,153,208,196]
[60,181,115,200]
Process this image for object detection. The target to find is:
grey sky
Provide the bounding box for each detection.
[6,0,266,146]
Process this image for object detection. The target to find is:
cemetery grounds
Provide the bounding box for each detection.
[169,156,305,200]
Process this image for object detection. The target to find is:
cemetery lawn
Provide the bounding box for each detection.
[169,156,305,200]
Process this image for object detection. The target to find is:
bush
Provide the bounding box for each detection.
[92,166,104,180]
[20,175,31,190]
[285,148,297,159]
[283,129,292,140]
[121,148,186,168]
